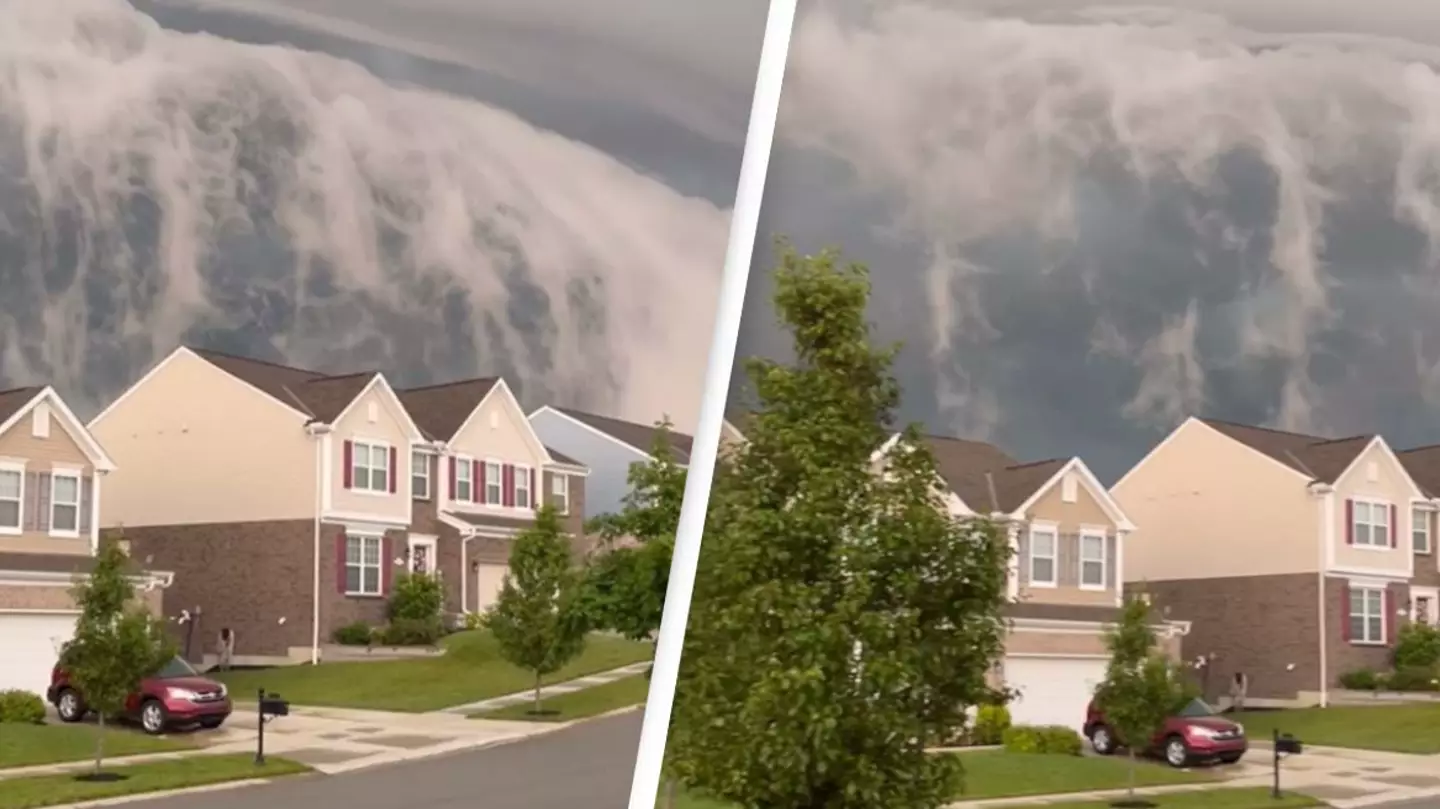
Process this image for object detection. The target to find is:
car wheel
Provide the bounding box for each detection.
[139,700,168,735]
[1163,735,1189,768]
[55,689,86,723]
[1089,725,1116,755]
[1218,753,1244,764]
[199,717,226,730]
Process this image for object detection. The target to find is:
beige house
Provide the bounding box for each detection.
[1112,417,1428,706]
[874,432,1184,733]
[0,386,167,695]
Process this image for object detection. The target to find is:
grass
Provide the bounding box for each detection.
[0,754,309,809]
[212,630,652,712]
[0,723,193,770]
[471,674,650,722]
[1235,703,1440,753]
[1010,787,1320,809]
[665,751,1214,807]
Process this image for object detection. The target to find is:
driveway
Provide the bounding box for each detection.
[105,711,644,809]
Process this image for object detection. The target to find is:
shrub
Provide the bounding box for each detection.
[379,616,444,647]
[332,621,375,646]
[1338,668,1381,690]
[0,690,45,724]
[1384,666,1439,692]
[1002,724,1084,756]
[463,611,485,631]
[972,704,1011,746]
[387,573,445,622]
[1395,623,1440,670]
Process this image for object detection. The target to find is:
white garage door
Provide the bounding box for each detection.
[1002,656,1108,733]
[0,613,77,695]
[474,564,508,613]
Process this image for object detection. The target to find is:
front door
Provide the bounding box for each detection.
[407,535,438,576]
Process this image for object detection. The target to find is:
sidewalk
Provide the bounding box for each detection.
[431,660,651,715]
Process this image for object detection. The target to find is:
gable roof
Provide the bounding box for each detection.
[1397,445,1440,497]
[1199,418,1374,484]
[187,348,402,428]
[397,378,501,442]
[0,386,43,427]
[548,406,694,464]
[0,386,117,471]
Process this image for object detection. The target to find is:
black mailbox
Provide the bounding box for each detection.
[1275,734,1303,756]
[255,690,290,765]
[260,694,290,718]
[1271,729,1303,798]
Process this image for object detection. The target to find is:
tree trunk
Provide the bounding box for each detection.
[1126,747,1137,798]
[533,671,543,715]
[94,712,107,774]
[662,778,676,809]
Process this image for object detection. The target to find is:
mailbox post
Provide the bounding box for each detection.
[1272,728,1304,799]
[255,689,291,765]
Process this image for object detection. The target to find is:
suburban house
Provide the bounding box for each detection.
[1112,417,1427,706]
[1395,445,1440,622]
[0,386,168,695]
[876,431,1182,733]
[397,377,590,617]
[530,407,691,519]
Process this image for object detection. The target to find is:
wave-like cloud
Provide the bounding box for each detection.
[0,0,727,428]
[780,2,1440,457]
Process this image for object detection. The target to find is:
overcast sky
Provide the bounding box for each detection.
[739,0,1440,481]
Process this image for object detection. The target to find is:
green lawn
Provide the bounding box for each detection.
[667,751,1213,807]
[0,754,308,809]
[473,674,650,722]
[1017,787,1320,809]
[1235,704,1440,753]
[0,723,192,770]
[213,631,652,712]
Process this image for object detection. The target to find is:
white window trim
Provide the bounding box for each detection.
[1349,584,1387,646]
[551,473,570,515]
[31,405,49,438]
[1078,531,1107,591]
[1412,586,1439,625]
[48,470,82,539]
[350,439,393,496]
[344,534,384,597]
[1414,507,1432,555]
[483,459,503,506]
[453,455,475,503]
[407,534,438,576]
[412,451,431,501]
[1028,525,1058,588]
[513,463,533,510]
[0,461,23,536]
[1351,497,1393,550]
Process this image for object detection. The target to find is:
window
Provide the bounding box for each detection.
[408,538,436,575]
[1416,596,1434,625]
[1416,508,1431,554]
[1028,528,1057,586]
[412,452,430,500]
[50,473,80,535]
[0,468,20,530]
[1079,533,1106,589]
[1349,586,1385,644]
[484,461,502,505]
[514,465,531,509]
[351,442,390,493]
[551,474,569,514]
[1352,501,1391,547]
[345,535,382,595]
[454,458,474,502]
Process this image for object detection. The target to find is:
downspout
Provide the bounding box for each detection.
[307,423,332,666]
[1313,483,1333,708]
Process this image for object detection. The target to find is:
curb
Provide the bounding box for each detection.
[944,782,1217,808]
[25,777,290,809]
[1331,786,1440,809]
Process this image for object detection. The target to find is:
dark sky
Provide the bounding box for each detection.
[738,0,1440,482]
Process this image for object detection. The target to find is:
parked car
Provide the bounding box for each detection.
[48,655,233,735]
[1083,697,1247,767]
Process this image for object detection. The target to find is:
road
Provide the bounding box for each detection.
[1369,799,1440,809]
[123,712,645,809]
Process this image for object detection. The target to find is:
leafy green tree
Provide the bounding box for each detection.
[667,244,1012,809]
[487,505,588,714]
[63,536,174,774]
[1093,597,1193,797]
[580,423,687,646]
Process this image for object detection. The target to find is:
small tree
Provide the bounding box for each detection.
[1093,597,1191,799]
[64,536,174,775]
[487,505,588,714]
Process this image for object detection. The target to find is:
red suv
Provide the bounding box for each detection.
[1084,697,1247,767]
[48,656,233,735]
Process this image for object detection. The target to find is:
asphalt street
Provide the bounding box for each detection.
[120,712,644,809]
[1370,799,1440,809]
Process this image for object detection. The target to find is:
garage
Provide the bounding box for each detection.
[1001,655,1108,733]
[473,564,509,613]
[0,612,77,695]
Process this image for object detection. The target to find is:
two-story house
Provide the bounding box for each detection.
[1397,445,1440,624]
[0,385,168,695]
[397,378,590,616]
[877,432,1181,733]
[1113,417,1427,706]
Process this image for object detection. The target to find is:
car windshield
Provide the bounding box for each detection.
[153,657,199,679]
[1176,698,1218,718]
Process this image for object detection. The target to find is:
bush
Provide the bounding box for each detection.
[1338,668,1381,690]
[1395,623,1440,670]
[388,573,445,622]
[379,616,444,647]
[972,704,1011,745]
[463,611,485,631]
[1384,666,1439,692]
[0,689,45,724]
[332,621,375,646]
[1002,725,1084,756]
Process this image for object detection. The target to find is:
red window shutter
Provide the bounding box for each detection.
[472,460,481,502]
[336,531,348,593]
[343,441,354,489]
[479,461,487,503]
[1344,499,1354,545]
[1391,504,1399,548]
[504,464,514,507]
[1387,589,1398,644]
[382,536,394,593]
[389,447,398,493]
[530,468,537,509]
[448,457,457,499]
[1340,586,1351,642]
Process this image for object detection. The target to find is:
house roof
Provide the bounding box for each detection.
[1199,418,1373,484]
[553,407,694,464]
[397,378,501,441]
[0,386,118,471]
[0,386,44,425]
[1398,445,1440,497]
[919,434,1072,513]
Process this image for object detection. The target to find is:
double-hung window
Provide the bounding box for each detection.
[551,474,569,514]
[514,465,532,509]
[345,535,382,596]
[50,472,80,535]
[1079,533,1106,589]
[454,458,474,502]
[1348,585,1386,644]
[0,467,20,531]
[412,452,430,500]
[1352,501,1390,547]
[484,461,503,505]
[1028,528,1058,586]
[351,442,390,493]
[1415,508,1432,554]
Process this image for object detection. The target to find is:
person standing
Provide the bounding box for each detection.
[217,627,235,671]
[1228,671,1248,713]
